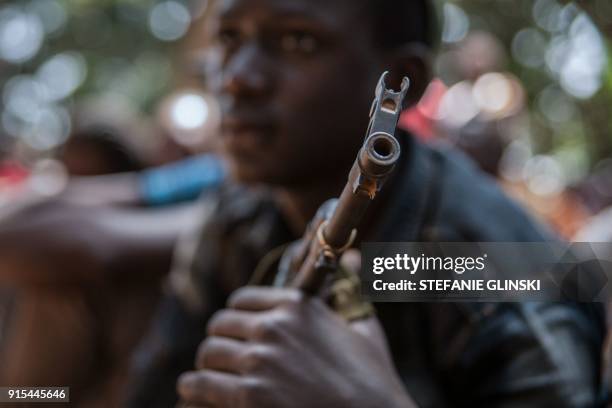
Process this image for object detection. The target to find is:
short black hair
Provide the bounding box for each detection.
[65,125,144,173]
[201,0,437,50]
[366,0,437,49]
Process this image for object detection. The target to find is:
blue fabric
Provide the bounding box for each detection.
[140,155,225,206]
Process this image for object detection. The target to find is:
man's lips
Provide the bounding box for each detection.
[221,116,276,152]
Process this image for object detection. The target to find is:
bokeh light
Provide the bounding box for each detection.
[0,7,44,64]
[442,3,470,44]
[473,73,522,118]
[37,53,88,102]
[438,81,479,128]
[523,155,564,196]
[149,1,191,42]
[512,28,547,68]
[171,94,209,131]
[557,13,606,99]
[537,86,578,125]
[0,0,608,219]
[440,0,611,204]
[159,90,221,150]
[27,159,68,196]
[26,0,67,35]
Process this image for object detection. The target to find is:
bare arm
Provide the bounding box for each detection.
[0,196,200,286]
[61,173,144,207]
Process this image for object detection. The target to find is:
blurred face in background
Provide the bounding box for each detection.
[206,0,386,187]
[59,134,143,176]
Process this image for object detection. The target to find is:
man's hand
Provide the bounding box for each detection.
[177,286,416,408]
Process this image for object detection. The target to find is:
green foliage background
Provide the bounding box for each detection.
[0,0,610,181]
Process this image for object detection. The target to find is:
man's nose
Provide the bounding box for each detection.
[222,43,272,99]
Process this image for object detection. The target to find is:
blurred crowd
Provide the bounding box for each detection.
[0,0,612,406]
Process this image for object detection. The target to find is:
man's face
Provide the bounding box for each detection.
[207,0,385,187]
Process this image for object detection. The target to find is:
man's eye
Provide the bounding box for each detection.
[218,28,241,48]
[279,31,319,54]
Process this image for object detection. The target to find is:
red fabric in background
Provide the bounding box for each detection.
[399,79,447,142]
[0,161,29,190]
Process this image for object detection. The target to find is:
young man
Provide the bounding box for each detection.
[127,0,605,406]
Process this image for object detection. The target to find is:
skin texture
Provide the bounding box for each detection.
[208,0,428,232]
[61,173,144,207]
[177,0,430,406]
[0,193,197,285]
[0,192,200,404]
[213,0,378,186]
[178,286,416,408]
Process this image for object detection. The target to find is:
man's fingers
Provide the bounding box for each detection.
[350,316,395,367]
[340,249,361,275]
[228,286,303,311]
[207,309,259,339]
[177,370,241,406]
[196,336,245,372]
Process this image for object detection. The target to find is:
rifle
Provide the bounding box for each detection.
[273,72,409,299]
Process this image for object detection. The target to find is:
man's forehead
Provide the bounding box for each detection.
[215,0,364,22]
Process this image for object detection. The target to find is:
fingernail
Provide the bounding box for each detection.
[177,372,197,392]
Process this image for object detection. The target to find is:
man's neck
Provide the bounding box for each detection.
[274,173,348,237]
[272,132,411,239]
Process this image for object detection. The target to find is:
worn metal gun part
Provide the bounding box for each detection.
[289,71,410,294]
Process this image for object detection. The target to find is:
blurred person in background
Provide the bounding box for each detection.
[435,31,520,176]
[0,9,227,406]
[401,30,591,238]
[0,112,225,407]
[58,124,145,177]
[56,93,225,208]
[427,30,583,233]
[0,161,224,405]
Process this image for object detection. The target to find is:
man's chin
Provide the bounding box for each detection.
[225,159,298,188]
[226,159,272,185]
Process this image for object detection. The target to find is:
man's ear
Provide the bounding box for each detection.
[385,43,432,108]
